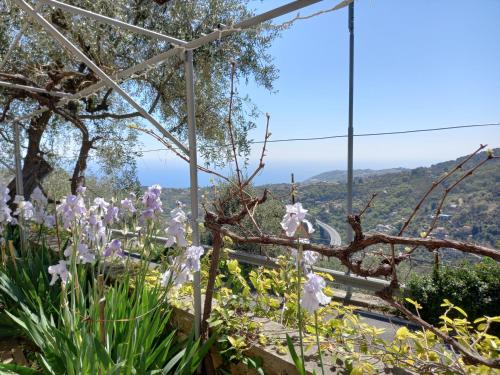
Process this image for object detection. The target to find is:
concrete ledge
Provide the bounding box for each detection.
[170,298,413,375]
[171,304,317,375]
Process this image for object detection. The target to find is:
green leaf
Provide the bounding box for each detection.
[162,348,186,374]
[93,336,113,370]
[404,298,422,310]
[452,305,468,317]
[0,363,41,375]
[286,335,306,375]
[208,319,223,328]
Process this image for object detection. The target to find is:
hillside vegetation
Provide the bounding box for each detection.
[304,167,407,184]
[159,149,498,267]
[263,148,499,264]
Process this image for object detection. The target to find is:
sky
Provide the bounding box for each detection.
[137,0,500,188]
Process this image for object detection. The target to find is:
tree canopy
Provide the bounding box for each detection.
[0,0,278,198]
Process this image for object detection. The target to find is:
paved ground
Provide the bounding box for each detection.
[316,219,342,246]
[356,310,418,342]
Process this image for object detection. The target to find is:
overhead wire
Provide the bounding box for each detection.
[133,122,500,153]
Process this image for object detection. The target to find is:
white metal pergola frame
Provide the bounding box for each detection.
[0,0,351,338]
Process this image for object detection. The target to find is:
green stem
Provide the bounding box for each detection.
[297,242,305,364]
[315,311,325,375]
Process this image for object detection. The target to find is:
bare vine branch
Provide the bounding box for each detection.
[398,144,487,236]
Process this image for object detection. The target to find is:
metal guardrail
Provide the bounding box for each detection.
[110,230,400,294]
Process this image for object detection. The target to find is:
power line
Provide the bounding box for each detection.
[25,121,500,159]
[136,122,500,153]
[254,122,500,144]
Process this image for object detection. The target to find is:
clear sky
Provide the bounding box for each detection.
[137,0,500,188]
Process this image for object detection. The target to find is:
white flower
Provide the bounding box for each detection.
[160,265,190,287]
[103,206,119,225]
[160,245,204,288]
[290,247,319,273]
[185,245,204,272]
[48,260,69,286]
[93,197,109,212]
[77,243,95,264]
[303,251,319,266]
[57,195,86,229]
[300,273,331,313]
[64,243,95,264]
[165,203,188,247]
[12,189,53,228]
[76,186,87,196]
[280,202,312,237]
[120,198,136,216]
[0,185,12,230]
[31,187,48,206]
[84,215,106,246]
[103,239,124,258]
[160,269,172,286]
[14,200,34,220]
[29,188,54,227]
[160,256,191,287]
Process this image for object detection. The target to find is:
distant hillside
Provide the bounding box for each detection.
[159,148,498,248]
[268,148,499,251]
[304,168,407,184]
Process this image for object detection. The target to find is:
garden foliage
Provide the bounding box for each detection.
[404,258,500,336]
[0,183,499,374]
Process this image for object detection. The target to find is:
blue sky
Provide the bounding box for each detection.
[137,0,500,188]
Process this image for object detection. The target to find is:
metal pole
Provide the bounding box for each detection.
[13,122,24,198]
[345,0,354,302]
[39,0,186,46]
[13,120,26,246]
[184,50,202,340]
[346,1,354,243]
[189,0,325,49]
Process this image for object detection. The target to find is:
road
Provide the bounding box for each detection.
[316,219,342,246]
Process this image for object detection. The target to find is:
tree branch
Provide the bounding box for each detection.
[80,111,141,120]
[377,290,500,369]
[398,144,487,236]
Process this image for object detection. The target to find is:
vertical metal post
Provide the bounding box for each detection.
[345,1,355,302]
[13,122,24,198]
[184,49,202,339]
[346,1,354,242]
[13,121,25,247]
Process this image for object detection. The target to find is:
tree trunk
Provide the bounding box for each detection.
[202,230,222,339]
[53,108,93,195]
[70,135,91,195]
[201,231,222,375]
[8,111,53,205]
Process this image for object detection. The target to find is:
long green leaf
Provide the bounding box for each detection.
[0,363,41,375]
[286,334,306,375]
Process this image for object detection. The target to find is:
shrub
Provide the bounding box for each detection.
[403,258,500,335]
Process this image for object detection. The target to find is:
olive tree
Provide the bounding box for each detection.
[0,0,278,199]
